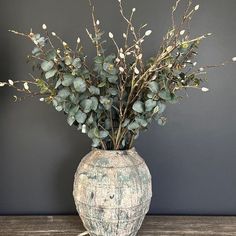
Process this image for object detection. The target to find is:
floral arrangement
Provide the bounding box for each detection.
[1,0,235,150]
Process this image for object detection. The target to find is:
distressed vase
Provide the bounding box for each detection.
[73,148,152,236]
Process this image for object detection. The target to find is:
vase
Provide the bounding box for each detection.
[73,148,152,236]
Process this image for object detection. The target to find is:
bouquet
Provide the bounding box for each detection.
[1,0,235,150]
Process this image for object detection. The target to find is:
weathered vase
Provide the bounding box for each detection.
[73,148,152,236]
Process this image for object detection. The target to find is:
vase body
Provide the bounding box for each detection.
[73,148,152,236]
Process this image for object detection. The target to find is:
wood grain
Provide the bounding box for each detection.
[1,216,236,236]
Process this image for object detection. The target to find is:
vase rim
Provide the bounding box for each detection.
[92,147,136,153]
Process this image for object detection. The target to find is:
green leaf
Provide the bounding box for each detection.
[41,60,54,72]
[108,88,118,96]
[89,86,100,95]
[94,55,104,64]
[127,122,140,130]
[73,77,87,93]
[91,97,98,111]
[68,105,79,116]
[45,69,57,79]
[93,127,100,138]
[92,138,100,147]
[169,94,179,104]
[80,99,93,113]
[67,115,75,126]
[55,105,63,112]
[108,75,118,84]
[104,119,111,129]
[132,101,144,113]
[58,88,70,99]
[135,117,148,127]
[46,49,57,60]
[145,99,157,112]
[100,130,109,139]
[62,74,74,86]
[87,114,94,125]
[55,79,62,89]
[148,81,159,93]
[100,96,112,110]
[158,90,172,101]
[157,101,166,113]
[72,58,82,68]
[75,110,87,123]
[104,54,116,63]
[122,118,130,127]
[37,37,46,47]
[98,81,106,88]
[69,93,78,104]
[32,47,41,56]
[103,62,117,75]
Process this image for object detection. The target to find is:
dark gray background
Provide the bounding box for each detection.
[0,0,236,215]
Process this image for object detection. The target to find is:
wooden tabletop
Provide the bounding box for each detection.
[0,216,236,235]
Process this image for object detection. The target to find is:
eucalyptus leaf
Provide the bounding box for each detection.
[100,96,112,110]
[158,90,172,101]
[145,99,157,112]
[81,99,93,113]
[45,69,57,79]
[62,74,74,86]
[67,115,76,126]
[92,138,100,147]
[108,75,118,84]
[75,110,87,123]
[100,130,109,139]
[108,88,118,96]
[157,101,166,113]
[128,122,140,130]
[91,97,98,111]
[148,81,159,93]
[132,101,144,113]
[87,114,94,125]
[41,60,54,72]
[46,49,57,60]
[55,79,62,89]
[135,117,148,127]
[104,54,116,63]
[89,86,100,95]
[73,77,87,93]
[58,88,70,99]
[122,118,130,127]
[55,105,63,112]
[32,47,41,56]
[72,58,82,68]
[98,81,106,88]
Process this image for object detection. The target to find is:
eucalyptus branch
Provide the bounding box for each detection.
[2,1,235,150]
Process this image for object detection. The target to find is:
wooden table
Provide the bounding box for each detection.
[0,216,236,235]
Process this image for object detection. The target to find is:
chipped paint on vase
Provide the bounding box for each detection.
[73,148,152,236]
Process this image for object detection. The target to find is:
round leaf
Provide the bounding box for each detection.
[41,60,54,72]
[75,110,87,123]
[62,74,74,86]
[73,77,87,93]
[132,101,144,113]
[45,69,57,79]
[148,81,159,93]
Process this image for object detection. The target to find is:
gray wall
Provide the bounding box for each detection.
[0,0,236,215]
